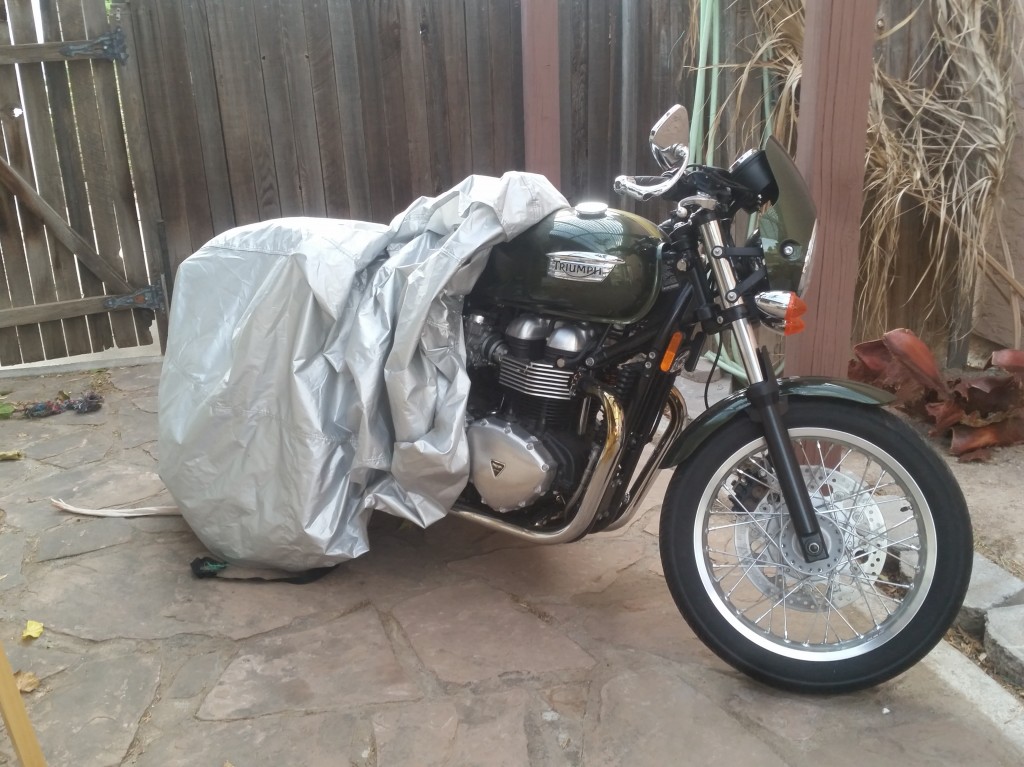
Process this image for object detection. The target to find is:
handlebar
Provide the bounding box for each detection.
[613,162,689,202]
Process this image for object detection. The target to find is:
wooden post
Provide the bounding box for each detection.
[0,640,47,766]
[520,0,560,188]
[786,1,877,377]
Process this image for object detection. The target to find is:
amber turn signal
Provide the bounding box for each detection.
[754,291,808,336]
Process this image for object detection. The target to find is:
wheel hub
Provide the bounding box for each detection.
[733,465,890,611]
[779,515,844,576]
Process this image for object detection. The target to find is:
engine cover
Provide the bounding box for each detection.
[467,418,556,512]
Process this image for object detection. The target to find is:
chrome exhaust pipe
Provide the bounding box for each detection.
[601,387,686,532]
[448,384,625,544]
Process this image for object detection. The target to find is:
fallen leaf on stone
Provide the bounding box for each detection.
[0,450,24,461]
[14,671,39,693]
[22,620,44,639]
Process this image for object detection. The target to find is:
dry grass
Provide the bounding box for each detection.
[861,0,1019,343]
[703,0,1020,348]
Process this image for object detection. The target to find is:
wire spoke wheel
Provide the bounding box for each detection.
[707,430,929,656]
[660,401,972,692]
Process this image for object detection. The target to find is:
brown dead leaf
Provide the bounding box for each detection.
[925,400,965,433]
[950,416,1024,455]
[850,338,893,377]
[14,670,40,693]
[957,447,994,463]
[883,328,950,396]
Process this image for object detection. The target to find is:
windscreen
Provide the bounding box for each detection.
[757,137,817,296]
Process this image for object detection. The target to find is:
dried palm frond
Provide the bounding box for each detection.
[860,0,1018,343]
[709,0,1020,351]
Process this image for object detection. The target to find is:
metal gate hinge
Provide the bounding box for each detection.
[104,282,166,313]
[59,28,128,65]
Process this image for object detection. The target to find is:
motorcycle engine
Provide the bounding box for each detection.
[464,312,595,513]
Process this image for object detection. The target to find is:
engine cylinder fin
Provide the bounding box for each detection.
[499,357,576,400]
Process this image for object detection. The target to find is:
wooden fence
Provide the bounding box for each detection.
[0,0,160,365]
[2,0,956,366]
[129,0,699,275]
[1,0,702,364]
[128,0,527,276]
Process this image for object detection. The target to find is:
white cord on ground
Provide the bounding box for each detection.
[51,499,181,517]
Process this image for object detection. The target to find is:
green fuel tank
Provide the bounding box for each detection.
[472,203,665,324]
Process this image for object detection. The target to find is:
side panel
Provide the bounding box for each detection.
[661,377,895,467]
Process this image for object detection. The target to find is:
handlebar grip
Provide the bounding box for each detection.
[613,175,663,202]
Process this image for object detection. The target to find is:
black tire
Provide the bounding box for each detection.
[660,400,973,693]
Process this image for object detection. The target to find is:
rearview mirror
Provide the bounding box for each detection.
[650,105,690,170]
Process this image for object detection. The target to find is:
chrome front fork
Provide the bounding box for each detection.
[699,220,829,563]
[700,220,765,386]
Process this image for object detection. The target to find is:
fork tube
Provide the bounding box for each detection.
[700,221,765,385]
[700,221,828,563]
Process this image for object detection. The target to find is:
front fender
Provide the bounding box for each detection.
[662,377,895,468]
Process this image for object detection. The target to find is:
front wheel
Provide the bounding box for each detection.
[660,400,972,693]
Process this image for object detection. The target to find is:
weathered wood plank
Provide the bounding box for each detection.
[508,0,525,171]
[0,157,133,294]
[44,0,112,353]
[2,15,68,356]
[587,2,619,203]
[115,2,168,347]
[562,0,589,202]
[376,0,412,206]
[303,0,350,217]
[278,1,326,217]
[397,0,433,195]
[0,296,122,330]
[436,0,468,184]
[521,0,559,184]
[0,11,43,358]
[0,39,119,65]
[253,0,304,216]
[181,0,234,235]
[489,0,521,172]
[203,0,261,226]
[464,0,494,173]
[83,0,152,346]
[246,3,291,215]
[0,154,28,363]
[413,0,452,195]
[351,0,393,219]
[133,0,215,266]
[329,0,372,218]
[6,1,86,357]
[67,0,135,349]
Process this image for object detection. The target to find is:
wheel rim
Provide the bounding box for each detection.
[693,427,937,661]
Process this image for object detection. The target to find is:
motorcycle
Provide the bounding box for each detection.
[449,105,973,693]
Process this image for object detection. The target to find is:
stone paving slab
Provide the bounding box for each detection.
[0,360,1023,766]
[958,552,1024,637]
[986,604,1024,687]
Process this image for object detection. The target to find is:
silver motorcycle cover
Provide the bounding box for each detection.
[159,173,569,571]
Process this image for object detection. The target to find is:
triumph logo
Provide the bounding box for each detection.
[490,460,506,478]
[547,251,623,283]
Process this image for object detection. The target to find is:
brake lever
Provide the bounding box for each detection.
[614,160,689,202]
